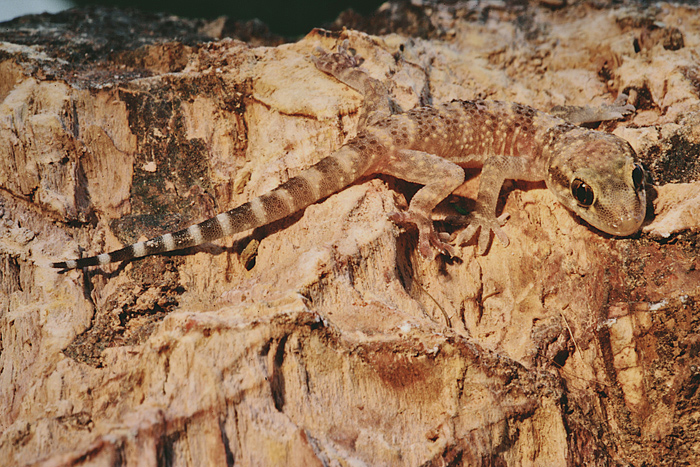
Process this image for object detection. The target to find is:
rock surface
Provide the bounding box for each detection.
[0,2,699,466]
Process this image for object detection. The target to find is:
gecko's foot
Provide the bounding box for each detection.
[612,93,635,112]
[389,211,456,259]
[550,94,635,126]
[449,212,510,255]
[312,39,363,76]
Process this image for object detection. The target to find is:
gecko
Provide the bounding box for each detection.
[52,41,647,270]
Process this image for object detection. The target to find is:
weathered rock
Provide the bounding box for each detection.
[0,3,698,466]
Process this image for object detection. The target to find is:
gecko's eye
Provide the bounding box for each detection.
[571,178,594,207]
[632,164,645,191]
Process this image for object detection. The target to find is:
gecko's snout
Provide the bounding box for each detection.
[602,208,645,236]
[585,186,646,237]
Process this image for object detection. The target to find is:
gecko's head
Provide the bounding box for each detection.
[545,131,646,236]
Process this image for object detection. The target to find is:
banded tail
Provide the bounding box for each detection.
[52,146,368,270]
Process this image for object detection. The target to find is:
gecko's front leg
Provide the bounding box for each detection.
[452,155,543,255]
[549,94,635,125]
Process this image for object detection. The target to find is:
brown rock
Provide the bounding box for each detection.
[0,3,698,466]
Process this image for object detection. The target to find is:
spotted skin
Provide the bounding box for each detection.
[52,42,646,270]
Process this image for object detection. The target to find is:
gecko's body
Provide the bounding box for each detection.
[52,44,646,270]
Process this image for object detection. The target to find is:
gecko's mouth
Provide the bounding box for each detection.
[604,218,644,236]
[588,203,645,236]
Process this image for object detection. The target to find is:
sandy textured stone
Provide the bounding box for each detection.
[644,182,700,238]
[0,2,699,466]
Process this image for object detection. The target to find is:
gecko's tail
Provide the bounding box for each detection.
[52,146,369,270]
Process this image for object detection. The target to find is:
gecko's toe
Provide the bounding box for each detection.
[452,222,477,247]
[418,241,435,260]
[493,213,510,246]
[451,211,510,255]
[389,211,455,259]
[428,233,457,258]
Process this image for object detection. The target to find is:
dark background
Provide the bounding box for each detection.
[70,0,385,37]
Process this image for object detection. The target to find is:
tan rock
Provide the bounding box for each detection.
[0,2,699,466]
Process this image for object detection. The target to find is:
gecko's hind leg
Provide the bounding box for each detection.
[377,149,465,259]
[312,40,395,128]
[390,211,456,258]
[312,40,362,75]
